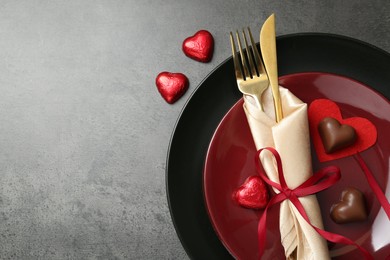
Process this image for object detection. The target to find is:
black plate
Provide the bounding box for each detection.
[166,33,390,259]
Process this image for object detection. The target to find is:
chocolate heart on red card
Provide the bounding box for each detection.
[155,72,189,104]
[233,176,269,210]
[308,99,377,162]
[182,30,214,63]
[318,117,357,153]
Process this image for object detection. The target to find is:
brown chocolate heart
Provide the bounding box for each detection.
[330,187,368,224]
[318,117,357,154]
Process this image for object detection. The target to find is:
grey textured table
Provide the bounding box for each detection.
[0,1,389,259]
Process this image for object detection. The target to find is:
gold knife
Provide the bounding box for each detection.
[260,14,283,122]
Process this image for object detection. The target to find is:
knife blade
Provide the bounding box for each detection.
[260,14,283,122]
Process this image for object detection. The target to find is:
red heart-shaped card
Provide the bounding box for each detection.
[308,99,377,162]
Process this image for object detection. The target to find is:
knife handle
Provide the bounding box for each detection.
[272,85,283,122]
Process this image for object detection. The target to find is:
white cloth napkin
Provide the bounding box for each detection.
[243,86,330,260]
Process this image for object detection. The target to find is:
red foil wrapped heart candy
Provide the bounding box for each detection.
[234,176,269,209]
[182,30,214,63]
[155,72,189,104]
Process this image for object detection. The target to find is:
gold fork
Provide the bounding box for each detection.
[230,28,269,110]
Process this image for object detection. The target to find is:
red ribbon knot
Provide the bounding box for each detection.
[282,188,292,199]
[254,147,373,260]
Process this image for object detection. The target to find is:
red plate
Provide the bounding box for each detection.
[203,72,390,259]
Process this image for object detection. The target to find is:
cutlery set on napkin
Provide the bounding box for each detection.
[232,14,334,260]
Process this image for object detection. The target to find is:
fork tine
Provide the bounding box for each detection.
[248,27,266,77]
[229,32,243,80]
[230,27,269,111]
[242,29,257,78]
[235,31,250,80]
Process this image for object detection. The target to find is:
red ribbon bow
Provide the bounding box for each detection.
[254,147,373,260]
